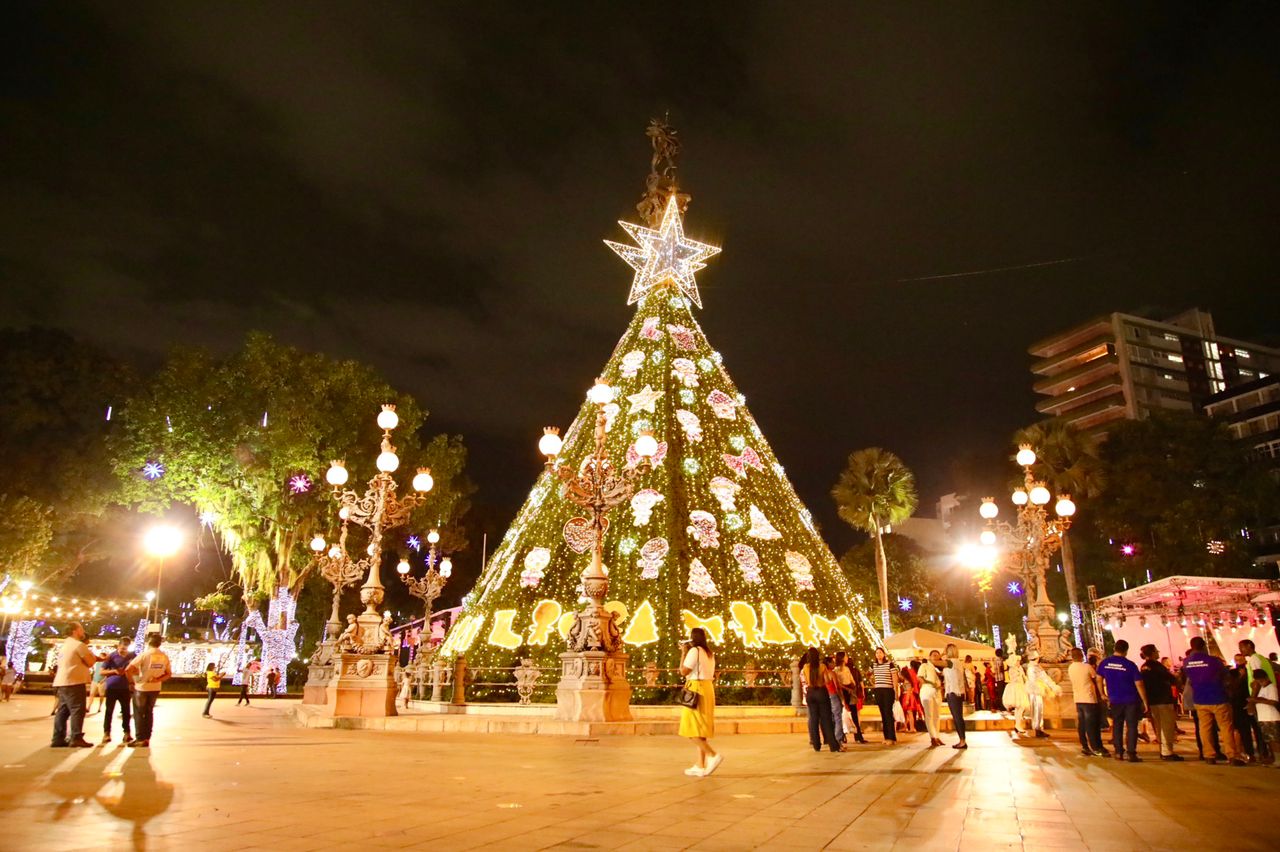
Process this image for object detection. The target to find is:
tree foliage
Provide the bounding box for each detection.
[839,535,942,628]
[111,332,472,599]
[831,448,919,535]
[1013,418,1104,499]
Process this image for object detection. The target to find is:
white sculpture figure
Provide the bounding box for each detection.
[336,614,361,652]
[1002,637,1031,736]
[514,658,540,705]
[376,612,396,653]
[1025,652,1062,737]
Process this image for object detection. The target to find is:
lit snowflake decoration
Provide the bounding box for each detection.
[142,461,165,480]
[618,537,638,555]
[650,350,665,364]
[723,513,744,531]
[1007,581,1023,596]
[698,358,713,373]
[407,535,422,552]
[679,389,696,405]
[288,474,313,495]
[683,458,700,475]
[898,597,913,612]
[729,435,746,451]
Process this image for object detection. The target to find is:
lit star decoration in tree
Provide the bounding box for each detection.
[897,597,913,612]
[288,473,313,495]
[626,384,664,414]
[605,194,721,309]
[1007,581,1023,596]
[142,461,165,480]
[407,535,422,552]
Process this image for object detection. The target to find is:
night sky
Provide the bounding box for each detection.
[5,3,1280,559]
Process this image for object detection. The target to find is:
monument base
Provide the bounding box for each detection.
[555,650,632,722]
[1040,660,1077,724]
[302,663,333,706]
[328,651,398,718]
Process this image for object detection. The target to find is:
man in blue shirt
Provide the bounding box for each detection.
[1182,636,1244,766]
[101,639,134,745]
[1095,640,1148,762]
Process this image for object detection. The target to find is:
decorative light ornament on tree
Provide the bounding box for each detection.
[621,350,646,378]
[640,316,662,340]
[289,473,313,495]
[723,446,764,478]
[687,510,720,548]
[626,384,664,414]
[785,551,816,591]
[687,558,720,598]
[605,193,721,309]
[708,476,740,511]
[563,516,600,554]
[142,460,165,480]
[731,543,763,584]
[630,489,664,526]
[676,409,703,443]
[748,504,782,540]
[706,389,738,420]
[671,358,700,387]
[637,537,669,579]
[666,325,698,351]
[521,547,551,588]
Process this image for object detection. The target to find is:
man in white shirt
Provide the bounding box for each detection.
[51,622,104,748]
[943,644,968,749]
[125,633,172,748]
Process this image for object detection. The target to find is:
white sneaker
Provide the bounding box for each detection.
[684,766,705,776]
[704,754,723,776]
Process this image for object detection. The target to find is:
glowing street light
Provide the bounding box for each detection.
[142,524,182,627]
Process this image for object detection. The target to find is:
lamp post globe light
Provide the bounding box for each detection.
[977,443,1080,661]
[142,524,182,627]
[540,379,655,722]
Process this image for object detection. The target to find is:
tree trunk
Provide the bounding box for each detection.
[1061,530,1083,645]
[874,522,890,639]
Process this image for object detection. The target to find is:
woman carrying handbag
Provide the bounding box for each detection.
[678,628,721,777]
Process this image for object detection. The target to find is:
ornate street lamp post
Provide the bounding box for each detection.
[396,529,452,644]
[978,444,1077,662]
[540,379,655,721]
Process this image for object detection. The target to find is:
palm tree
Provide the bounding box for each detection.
[1012,419,1103,631]
[832,448,918,639]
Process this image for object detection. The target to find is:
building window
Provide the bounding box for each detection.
[1168,353,1183,363]
[1238,349,1252,359]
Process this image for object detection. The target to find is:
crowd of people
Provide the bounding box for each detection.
[675,632,1280,775]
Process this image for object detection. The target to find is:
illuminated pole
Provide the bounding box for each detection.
[142,525,182,631]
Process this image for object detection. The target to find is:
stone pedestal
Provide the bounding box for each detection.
[328,651,398,717]
[303,663,334,705]
[1041,660,1077,726]
[555,650,632,722]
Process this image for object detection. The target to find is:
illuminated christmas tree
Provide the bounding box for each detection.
[442,122,877,687]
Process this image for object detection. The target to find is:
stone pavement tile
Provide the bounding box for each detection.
[957,830,1023,850]
[562,829,655,849]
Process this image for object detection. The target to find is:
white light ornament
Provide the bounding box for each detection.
[605,194,721,309]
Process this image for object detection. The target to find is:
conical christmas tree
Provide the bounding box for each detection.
[442,130,878,688]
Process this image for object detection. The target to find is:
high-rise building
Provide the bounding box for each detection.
[1202,375,1280,463]
[1028,308,1280,435]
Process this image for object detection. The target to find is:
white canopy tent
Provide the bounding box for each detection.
[881,627,997,663]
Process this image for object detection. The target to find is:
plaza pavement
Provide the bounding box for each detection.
[1,694,1276,851]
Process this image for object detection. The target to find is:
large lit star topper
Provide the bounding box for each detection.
[605,195,720,309]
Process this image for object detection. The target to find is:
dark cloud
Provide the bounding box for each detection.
[4,2,1279,551]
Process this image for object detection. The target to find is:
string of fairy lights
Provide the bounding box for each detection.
[1,589,152,621]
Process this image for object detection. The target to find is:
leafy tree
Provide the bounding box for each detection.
[1093,411,1278,581]
[840,534,942,631]
[0,328,135,585]
[0,494,53,581]
[832,448,918,638]
[111,332,472,604]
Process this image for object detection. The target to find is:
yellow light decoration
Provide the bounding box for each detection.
[443,614,483,655]
[815,613,854,644]
[605,194,721,309]
[621,600,659,645]
[728,601,763,647]
[526,600,563,646]
[760,602,798,644]
[487,609,523,650]
[681,609,726,645]
[787,601,819,646]
[603,600,630,626]
[556,612,577,639]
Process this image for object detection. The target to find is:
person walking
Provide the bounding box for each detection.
[125,633,172,748]
[1139,644,1181,760]
[202,663,223,718]
[943,644,968,749]
[918,650,944,747]
[822,656,846,746]
[101,638,135,744]
[1182,636,1244,766]
[1,661,17,702]
[1095,640,1148,762]
[963,655,977,708]
[801,648,841,753]
[266,667,281,697]
[833,652,865,744]
[870,648,899,745]
[87,660,106,715]
[678,628,720,776]
[237,666,252,706]
[50,622,104,748]
[1068,648,1107,756]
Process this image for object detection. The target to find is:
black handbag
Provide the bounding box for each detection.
[678,649,702,709]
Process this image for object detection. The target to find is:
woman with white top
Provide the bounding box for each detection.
[678,628,721,776]
[870,648,900,744]
[918,650,945,747]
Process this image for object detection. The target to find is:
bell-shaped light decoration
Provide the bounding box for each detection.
[1012,488,1029,506]
[427,529,440,545]
[586,378,614,405]
[310,534,326,552]
[1055,495,1076,518]
[979,498,999,520]
[396,558,411,575]
[326,460,349,487]
[1015,444,1037,467]
[538,426,563,458]
[439,557,453,578]
[376,450,400,473]
[412,467,434,492]
[377,404,399,431]
[1029,484,1051,505]
[634,430,659,460]
[980,529,997,546]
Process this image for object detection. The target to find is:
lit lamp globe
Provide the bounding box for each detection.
[326,461,349,487]
[979,498,999,520]
[427,529,440,545]
[310,534,326,552]
[143,525,183,558]
[439,557,453,578]
[586,379,614,406]
[1055,496,1076,518]
[412,467,434,492]
[634,431,659,460]
[538,427,563,458]
[1015,445,1037,467]
[1029,484,1051,505]
[376,405,399,431]
[376,449,400,473]
[145,591,156,602]
[327,544,342,559]
[1012,489,1029,506]
[979,529,997,546]
[396,558,411,575]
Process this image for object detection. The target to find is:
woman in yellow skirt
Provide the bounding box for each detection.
[679,627,721,776]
